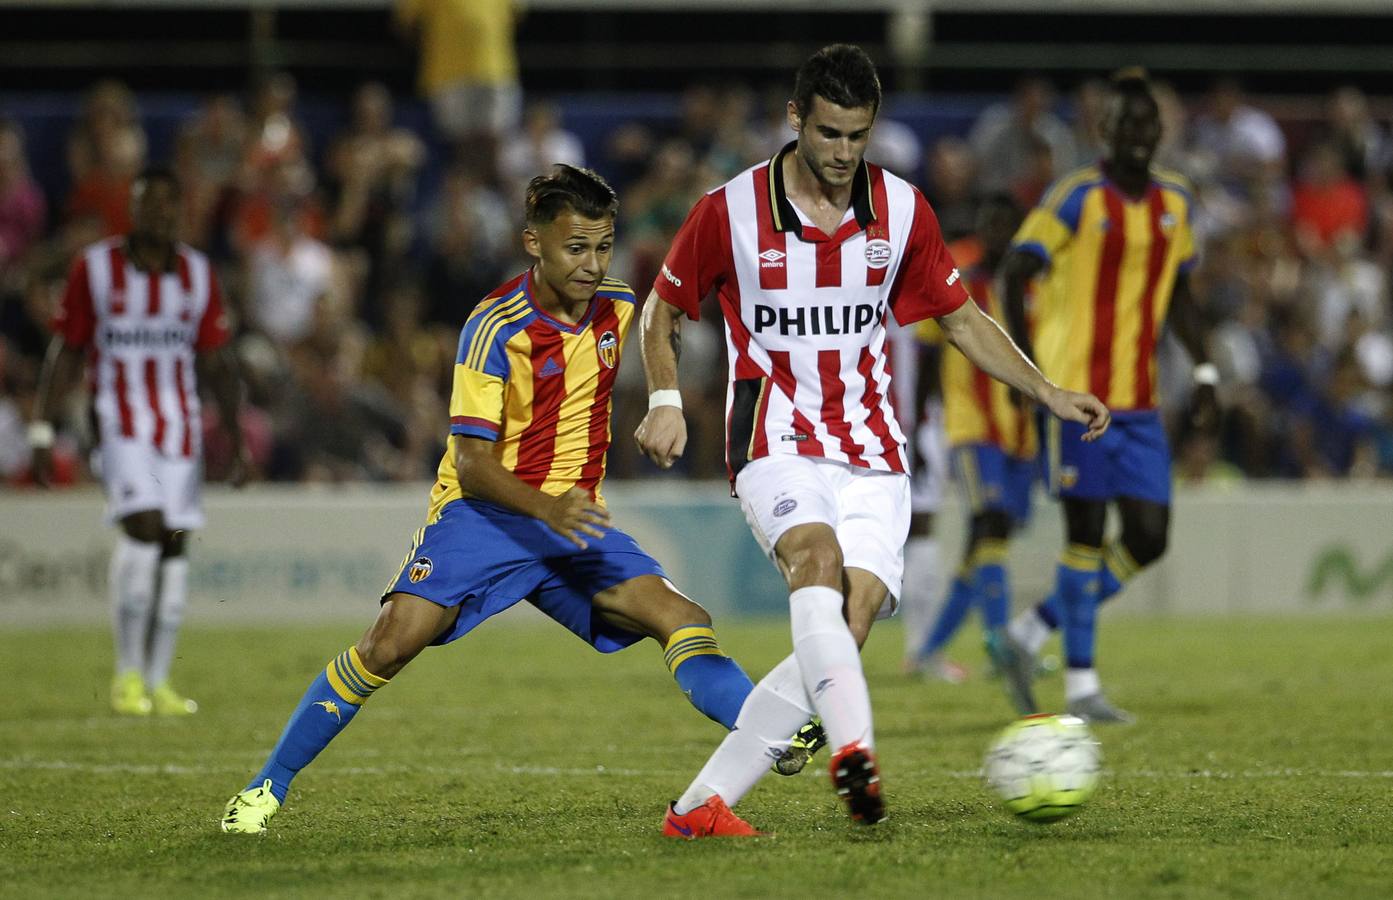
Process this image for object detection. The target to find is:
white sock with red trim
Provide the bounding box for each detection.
[790,585,874,751]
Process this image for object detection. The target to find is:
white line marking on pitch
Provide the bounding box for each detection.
[4,758,1393,780]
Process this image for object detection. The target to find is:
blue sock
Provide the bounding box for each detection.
[665,625,754,729]
[1056,545,1103,669]
[972,538,1011,631]
[249,647,388,802]
[1037,542,1131,629]
[920,574,975,658]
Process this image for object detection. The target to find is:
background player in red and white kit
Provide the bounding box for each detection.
[31,168,247,716]
[638,44,1110,835]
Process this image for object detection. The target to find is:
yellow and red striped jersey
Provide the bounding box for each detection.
[941,267,1037,458]
[1012,163,1197,412]
[429,269,635,522]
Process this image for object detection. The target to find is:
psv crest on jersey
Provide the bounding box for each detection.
[597,330,618,369]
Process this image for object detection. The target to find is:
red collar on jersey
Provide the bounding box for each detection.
[766,140,877,237]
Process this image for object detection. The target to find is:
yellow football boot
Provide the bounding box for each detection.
[110,671,152,716]
[150,682,199,716]
[221,779,280,834]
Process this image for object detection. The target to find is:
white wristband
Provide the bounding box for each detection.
[648,389,683,411]
[1192,363,1220,387]
[27,421,56,449]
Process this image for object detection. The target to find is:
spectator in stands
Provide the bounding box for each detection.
[244,73,310,177]
[1322,86,1388,183]
[243,197,336,348]
[1065,78,1109,169]
[499,100,585,203]
[1191,78,1286,188]
[922,137,977,244]
[866,116,924,184]
[969,76,1075,195]
[422,156,513,327]
[0,120,46,291]
[1292,140,1370,259]
[175,94,247,253]
[65,80,146,237]
[395,0,520,148]
[326,81,425,330]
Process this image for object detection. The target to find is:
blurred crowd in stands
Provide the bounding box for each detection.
[3,70,1393,487]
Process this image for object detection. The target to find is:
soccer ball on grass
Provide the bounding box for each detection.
[984,713,1100,822]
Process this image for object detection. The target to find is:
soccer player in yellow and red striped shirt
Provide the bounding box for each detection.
[910,195,1039,694]
[221,166,758,835]
[997,71,1218,723]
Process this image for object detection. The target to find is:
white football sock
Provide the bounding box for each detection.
[898,536,941,661]
[145,556,189,687]
[1008,607,1052,657]
[1065,667,1101,701]
[110,535,162,676]
[790,585,873,751]
[673,653,812,815]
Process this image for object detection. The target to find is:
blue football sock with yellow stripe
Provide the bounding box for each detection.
[972,538,1010,631]
[249,646,389,802]
[1035,540,1138,628]
[1056,544,1103,670]
[664,624,753,729]
[920,572,975,658]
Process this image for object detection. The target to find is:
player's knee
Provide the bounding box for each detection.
[973,510,1012,542]
[121,511,166,544]
[1122,526,1168,568]
[779,534,844,589]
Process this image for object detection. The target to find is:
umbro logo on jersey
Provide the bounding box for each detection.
[661,264,683,288]
[758,249,786,268]
[539,357,564,378]
[946,268,961,287]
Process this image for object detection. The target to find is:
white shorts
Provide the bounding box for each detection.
[735,455,911,615]
[97,438,205,530]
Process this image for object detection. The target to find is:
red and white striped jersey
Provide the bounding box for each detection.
[51,238,230,458]
[653,143,968,481]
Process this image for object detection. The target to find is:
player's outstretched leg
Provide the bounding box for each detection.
[665,654,812,837]
[221,594,455,833]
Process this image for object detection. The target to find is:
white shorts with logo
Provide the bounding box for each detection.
[97,437,205,530]
[735,454,911,617]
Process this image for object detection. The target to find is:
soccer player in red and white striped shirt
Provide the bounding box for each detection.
[31,168,247,717]
[640,45,1110,836]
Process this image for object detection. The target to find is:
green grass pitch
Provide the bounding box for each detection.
[2,617,1390,899]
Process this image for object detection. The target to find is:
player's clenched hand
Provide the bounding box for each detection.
[1043,386,1111,442]
[544,487,611,549]
[634,405,687,469]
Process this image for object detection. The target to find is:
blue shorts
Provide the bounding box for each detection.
[383,498,666,652]
[1042,410,1172,505]
[950,443,1035,525]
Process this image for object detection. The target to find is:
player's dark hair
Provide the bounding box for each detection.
[134,166,181,197]
[1109,67,1157,107]
[793,44,882,117]
[524,164,618,226]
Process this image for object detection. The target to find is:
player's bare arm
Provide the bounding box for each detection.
[29,336,86,488]
[634,290,688,469]
[937,298,1110,441]
[198,345,250,488]
[452,435,609,548]
[1167,272,1220,433]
